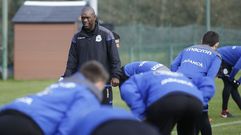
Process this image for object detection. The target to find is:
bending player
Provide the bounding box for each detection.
[0,61,108,135]
[217,45,241,118]
[119,61,169,85]
[71,106,160,135]
[171,31,221,135]
[120,68,204,135]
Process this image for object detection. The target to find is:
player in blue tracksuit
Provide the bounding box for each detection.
[70,106,160,135]
[120,61,169,85]
[217,46,241,118]
[0,61,109,135]
[120,69,205,135]
[171,31,221,135]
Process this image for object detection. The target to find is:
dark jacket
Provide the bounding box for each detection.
[64,22,121,79]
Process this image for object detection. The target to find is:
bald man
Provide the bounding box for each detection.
[63,7,122,105]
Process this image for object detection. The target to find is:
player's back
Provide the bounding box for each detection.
[72,106,136,135]
[173,45,220,79]
[218,46,241,66]
[124,61,166,77]
[121,70,204,108]
[1,73,101,135]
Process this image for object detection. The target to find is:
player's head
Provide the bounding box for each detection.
[80,61,109,90]
[81,6,97,31]
[202,31,219,50]
[113,32,120,48]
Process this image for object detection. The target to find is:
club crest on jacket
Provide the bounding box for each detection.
[96,35,102,42]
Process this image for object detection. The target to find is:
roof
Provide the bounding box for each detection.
[12,1,87,23]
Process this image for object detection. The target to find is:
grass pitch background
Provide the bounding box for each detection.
[0,79,240,134]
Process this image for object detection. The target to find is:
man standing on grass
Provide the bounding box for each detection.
[171,31,221,135]
[217,45,241,118]
[63,6,121,105]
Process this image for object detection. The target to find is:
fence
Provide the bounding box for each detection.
[116,24,241,66]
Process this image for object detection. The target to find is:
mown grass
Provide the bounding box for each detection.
[0,79,240,134]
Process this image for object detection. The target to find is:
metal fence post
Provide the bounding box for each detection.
[206,0,211,31]
[2,0,8,80]
[169,45,174,65]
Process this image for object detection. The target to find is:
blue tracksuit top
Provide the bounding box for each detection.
[120,70,204,119]
[171,45,222,79]
[217,46,241,82]
[1,73,102,135]
[124,61,168,77]
[71,106,137,135]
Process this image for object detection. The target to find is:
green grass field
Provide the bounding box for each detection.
[0,79,240,134]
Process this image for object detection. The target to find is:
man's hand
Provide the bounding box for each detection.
[111,77,120,87]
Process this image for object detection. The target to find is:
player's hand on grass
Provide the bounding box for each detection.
[111,77,120,87]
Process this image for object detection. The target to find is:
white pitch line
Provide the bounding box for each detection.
[211,120,241,128]
[171,120,241,135]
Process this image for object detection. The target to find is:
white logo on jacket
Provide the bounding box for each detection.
[16,97,33,105]
[153,70,183,77]
[151,64,164,70]
[186,47,212,55]
[182,59,203,67]
[77,37,86,40]
[96,35,102,42]
[161,78,194,87]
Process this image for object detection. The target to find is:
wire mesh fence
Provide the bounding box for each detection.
[116,24,241,66]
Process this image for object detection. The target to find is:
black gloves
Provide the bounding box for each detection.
[232,79,240,88]
[223,74,240,88]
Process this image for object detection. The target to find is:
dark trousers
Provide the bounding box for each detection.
[92,119,160,135]
[222,77,241,110]
[146,92,203,135]
[0,110,43,135]
[195,112,212,135]
[119,66,129,86]
[218,60,241,110]
[102,84,113,106]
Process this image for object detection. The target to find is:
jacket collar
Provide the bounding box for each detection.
[62,72,103,101]
[192,44,222,59]
[79,21,99,37]
[193,44,213,50]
